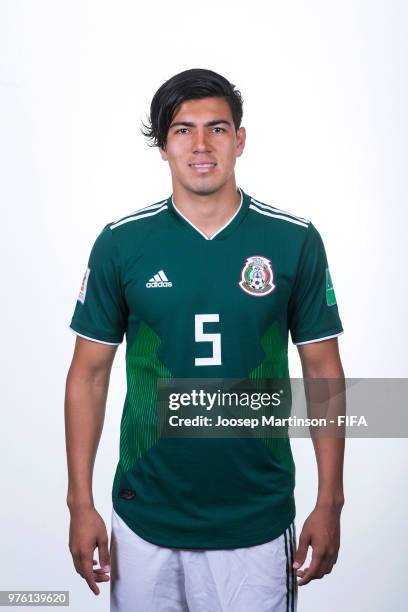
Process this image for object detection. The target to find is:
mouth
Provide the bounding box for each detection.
[189,162,217,171]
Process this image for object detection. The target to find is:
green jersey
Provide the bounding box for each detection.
[69,187,343,549]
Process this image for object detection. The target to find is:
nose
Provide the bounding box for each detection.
[192,128,210,153]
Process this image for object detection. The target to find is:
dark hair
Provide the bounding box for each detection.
[141,68,243,150]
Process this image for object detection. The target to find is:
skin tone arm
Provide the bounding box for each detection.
[65,336,118,596]
[292,337,345,586]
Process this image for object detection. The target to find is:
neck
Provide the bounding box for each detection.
[171,180,242,239]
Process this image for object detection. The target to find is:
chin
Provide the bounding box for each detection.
[186,178,227,196]
[191,185,222,196]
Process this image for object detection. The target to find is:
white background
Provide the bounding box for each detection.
[1,0,407,610]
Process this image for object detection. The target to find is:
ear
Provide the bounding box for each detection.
[235,126,246,158]
[159,145,168,161]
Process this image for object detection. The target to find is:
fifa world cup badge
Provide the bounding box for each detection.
[239,255,275,296]
[78,267,90,304]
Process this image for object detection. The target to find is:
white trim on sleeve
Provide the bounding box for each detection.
[69,326,122,346]
[294,331,344,346]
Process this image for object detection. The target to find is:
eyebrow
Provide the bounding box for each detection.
[169,119,232,129]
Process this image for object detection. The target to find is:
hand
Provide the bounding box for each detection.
[293,504,342,586]
[68,506,111,595]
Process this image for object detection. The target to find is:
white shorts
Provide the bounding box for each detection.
[110,508,298,612]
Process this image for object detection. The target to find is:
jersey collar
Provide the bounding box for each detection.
[167,187,250,241]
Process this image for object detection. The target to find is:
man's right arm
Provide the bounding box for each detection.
[64,335,118,596]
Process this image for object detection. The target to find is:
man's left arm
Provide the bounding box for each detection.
[293,337,345,586]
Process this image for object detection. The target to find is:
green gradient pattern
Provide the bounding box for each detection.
[120,320,172,472]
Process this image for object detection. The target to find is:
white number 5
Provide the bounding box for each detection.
[195,314,222,366]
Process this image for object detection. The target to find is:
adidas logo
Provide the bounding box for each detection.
[146,270,173,288]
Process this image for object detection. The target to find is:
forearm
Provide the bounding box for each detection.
[300,344,346,510]
[312,436,344,509]
[64,368,110,510]
[310,380,345,509]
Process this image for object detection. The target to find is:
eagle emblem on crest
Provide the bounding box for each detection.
[239,255,275,296]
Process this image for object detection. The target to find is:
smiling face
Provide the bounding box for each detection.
[159,97,246,197]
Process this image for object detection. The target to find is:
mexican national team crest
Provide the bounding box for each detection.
[239,255,275,296]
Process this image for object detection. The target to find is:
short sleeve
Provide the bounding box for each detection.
[288,222,344,345]
[69,224,128,345]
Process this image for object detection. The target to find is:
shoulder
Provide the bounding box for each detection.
[89,198,169,257]
[246,193,320,254]
[107,197,170,232]
[248,194,311,229]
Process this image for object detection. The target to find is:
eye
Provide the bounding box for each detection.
[175,128,189,134]
[213,127,226,133]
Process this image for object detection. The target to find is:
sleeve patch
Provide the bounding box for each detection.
[78,267,91,304]
[325,268,337,306]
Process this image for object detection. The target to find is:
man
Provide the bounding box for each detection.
[65,68,345,611]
